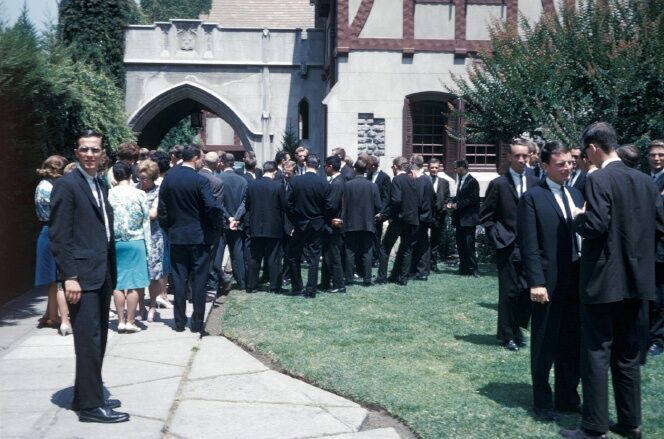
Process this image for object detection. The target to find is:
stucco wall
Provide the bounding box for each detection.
[358,0,404,39]
[414,4,455,40]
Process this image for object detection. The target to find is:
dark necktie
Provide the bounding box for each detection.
[93,177,110,241]
[519,174,524,197]
[431,175,436,184]
[561,186,579,256]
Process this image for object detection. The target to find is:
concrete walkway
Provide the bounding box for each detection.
[0,288,402,438]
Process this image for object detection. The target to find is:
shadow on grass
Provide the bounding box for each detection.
[477,301,498,311]
[454,333,497,346]
[478,382,532,410]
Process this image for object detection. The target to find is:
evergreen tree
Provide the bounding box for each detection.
[452,0,664,146]
[141,0,212,22]
[158,117,201,151]
[58,0,143,88]
[280,121,299,157]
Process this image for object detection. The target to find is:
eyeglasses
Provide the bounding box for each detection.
[78,147,102,154]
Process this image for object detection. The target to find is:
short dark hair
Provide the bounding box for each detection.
[244,156,257,170]
[112,161,132,182]
[411,154,425,170]
[648,139,664,152]
[77,128,102,141]
[275,150,289,164]
[181,145,201,162]
[221,152,235,166]
[263,161,277,173]
[332,147,346,160]
[455,159,469,169]
[429,158,440,166]
[324,155,341,172]
[616,144,641,169]
[306,154,320,169]
[540,140,569,164]
[117,142,139,162]
[169,145,183,159]
[581,122,618,153]
[354,158,368,174]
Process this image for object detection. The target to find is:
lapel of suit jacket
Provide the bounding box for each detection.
[75,168,104,219]
[504,173,518,200]
[540,180,565,220]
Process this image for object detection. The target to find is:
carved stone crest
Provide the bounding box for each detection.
[178,28,197,51]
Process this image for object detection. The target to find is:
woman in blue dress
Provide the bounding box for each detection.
[108,162,151,333]
[35,155,72,335]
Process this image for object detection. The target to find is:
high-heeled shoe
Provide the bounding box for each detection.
[59,323,73,336]
[155,296,173,309]
[117,322,126,333]
[38,317,60,329]
[124,322,141,333]
[147,308,156,323]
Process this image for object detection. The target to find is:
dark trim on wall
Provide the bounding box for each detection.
[350,0,376,37]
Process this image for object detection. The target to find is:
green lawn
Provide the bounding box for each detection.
[220,265,664,438]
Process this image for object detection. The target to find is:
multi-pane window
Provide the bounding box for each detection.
[465,143,497,166]
[411,100,446,162]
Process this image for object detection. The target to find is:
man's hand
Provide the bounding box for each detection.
[572,202,586,219]
[331,218,343,229]
[446,202,457,210]
[375,213,382,221]
[530,286,549,304]
[64,279,82,304]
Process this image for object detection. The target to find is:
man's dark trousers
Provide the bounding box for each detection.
[581,299,642,432]
[170,244,211,330]
[429,216,447,265]
[247,237,282,291]
[345,231,373,284]
[530,264,580,411]
[69,275,112,410]
[220,229,246,289]
[496,244,530,342]
[378,220,416,283]
[321,232,345,289]
[455,225,477,275]
[288,227,322,293]
[412,222,431,278]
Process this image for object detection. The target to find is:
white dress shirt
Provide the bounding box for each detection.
[77,163,111,242]
[509,167,526,198]
[546,177,580,261]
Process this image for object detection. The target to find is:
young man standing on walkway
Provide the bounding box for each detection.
[50,129,129,423]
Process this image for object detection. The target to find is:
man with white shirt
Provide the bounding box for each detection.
[481,138,540,351]
[518,140,584,423]
[447,160,480,277]
[646,139,664,358]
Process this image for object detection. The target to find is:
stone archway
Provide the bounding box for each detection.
[128,81,263,150]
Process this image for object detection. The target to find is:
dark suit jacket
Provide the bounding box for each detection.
[343,175,381,232]
[655,172,664,263]
[218,169,248,229]
[518,181,584,300]
[340,164,355,181]
[49,168,117,290]
[236,167,263,180]
[372,170,391,218]
[431,175,450,221]
[574,160,664,304]
[452,174,480,227]
[324,174,345,233]
[198,168,224,207]
[158,165,221,245]
[571,170,587,194]
[244,176,287,239]
[481,173,539,249]
[388,172,419,226]
[288,172,328,231]
[413,174,434,224]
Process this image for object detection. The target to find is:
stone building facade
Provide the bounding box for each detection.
[124,0,562,190]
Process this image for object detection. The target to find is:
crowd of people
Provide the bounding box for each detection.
[32,123,663,431]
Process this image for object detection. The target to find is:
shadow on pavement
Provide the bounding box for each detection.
[0,286,47,327]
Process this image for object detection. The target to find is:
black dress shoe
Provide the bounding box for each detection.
[190,325,202,333]
[174,326,185,332]
[472,272,481,278]
[362,281,373,287]
[328,287,346,293]
[304,290,316,298]
[559,428,607,438]
[502,340,519,351]
[288,290,305,296]
[648,341,663,356]
[515,338,527,348]
[414,275,428,281]
[78,406,129,423]
[534,408,560,422]
[246,288,257,294]
[72,399,121,411]
[609,422,642,439]
[555,403,581,413]
[374,277,388,284]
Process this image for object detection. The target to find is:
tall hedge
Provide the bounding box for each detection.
[141,0,212,22]
[452,0,664,146]
[58,0,143,89]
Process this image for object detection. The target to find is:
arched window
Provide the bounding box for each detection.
[298,99,309,140]
[406,99,447,163]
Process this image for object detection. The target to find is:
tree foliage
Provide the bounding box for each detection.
[158,117,201,151]
[58,0,143,88]
[451,0,664,146]
[141,0,212,22]
[280,121,300,157]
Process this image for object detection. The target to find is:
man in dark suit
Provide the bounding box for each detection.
[570,148,597,196]
[158,145,221,333]
[410,155,434,281]
[646,139,664,357]
[50,129,129,423]
[343,159,381,285]
[480,139,539,351]
[333,147,355,181]
[287,154,328,297]
[518,141,584,423]
[244,161,288,292]
[235,151,263,181]
[448,160,480,277]
[377,156,420,285]
[198,152,229,296]
[294,146,309,176]
[366,155,391,267]
[561,123,664,439]
[428,158,450,271]
[320,155,346,293]
[217,153,248,290]
[274,150,290,181]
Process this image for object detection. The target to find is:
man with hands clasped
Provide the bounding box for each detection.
[517,141,584,423]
